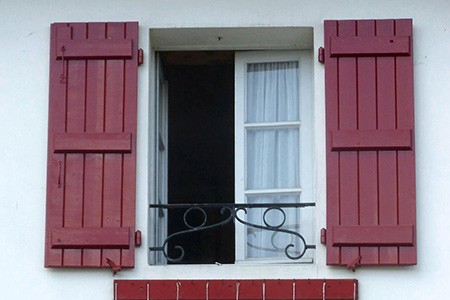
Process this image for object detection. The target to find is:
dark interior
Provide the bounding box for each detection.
[160,51,235,264]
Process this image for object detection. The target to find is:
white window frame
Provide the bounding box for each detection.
[234,50,314,263]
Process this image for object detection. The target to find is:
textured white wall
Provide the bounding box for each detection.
[1,0,450,299]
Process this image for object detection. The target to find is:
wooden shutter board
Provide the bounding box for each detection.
[336,19,360,267]
[121,22,139,268]
[324,19,416,267]
[56,39,133,59]
[331,129,412,151]
[53,132,132,153]
[51,227,131,249]
[396,19,416,265]
[45,22,138,268]
[102,22,127,268]
[332,225,414,246]
[324,20,341,265]
[82,22,106,267]
[330,36,411,57]
[356,19,379,265]
[45,23,69,267]
[375,19,398,265]
[61,22,87,267]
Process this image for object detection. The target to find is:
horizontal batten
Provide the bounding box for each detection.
[56,39,133,59]
[51,227,130,249]
[330,36,410,57]
[332,225,414,246]
[245,121,301,129]
[331,129,412,151]
[53,132,132,153]
[245,188,301,195]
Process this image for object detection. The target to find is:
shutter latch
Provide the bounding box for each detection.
[106,258,122,275]
[347,255,362,272]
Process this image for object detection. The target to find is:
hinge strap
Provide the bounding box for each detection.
[318,47,325,64]
[135,230,142,247]
[320,228,327,244]
[138,48,144,66]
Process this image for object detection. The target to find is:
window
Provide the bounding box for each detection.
[44,20,416,271]
[149,50,314,265]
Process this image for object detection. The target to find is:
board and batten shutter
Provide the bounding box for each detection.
[324,19,416,268]
[45,22,139,269]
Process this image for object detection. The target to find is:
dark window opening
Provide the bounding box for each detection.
[161,51,235,264]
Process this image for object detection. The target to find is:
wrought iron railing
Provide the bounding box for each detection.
[149,202,316,263]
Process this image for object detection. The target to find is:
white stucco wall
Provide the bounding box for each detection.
[1,0,450,299]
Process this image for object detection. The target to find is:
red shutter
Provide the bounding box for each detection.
[45,22,139,268]
[324,19,416,267]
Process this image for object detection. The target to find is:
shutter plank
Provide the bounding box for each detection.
[62,22,87,267]
[102,22,126,267]
[45,24,70,267]
[396,19,416,264]
[337,20,360,267]
[83,22,106,267]
[51,228,130,249]
[324,20,341,265]
[120,22,139,267]
[56,39,132,59]
[330,36,410,57]
[376,19,399,265]
[332,225,414,246]
[54,132,132,153]
[356,20,379,265]
[331,129,412,151]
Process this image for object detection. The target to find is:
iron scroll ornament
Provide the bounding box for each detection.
[149,203,316,263]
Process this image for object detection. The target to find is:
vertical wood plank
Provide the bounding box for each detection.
[376,19,399,264]
[395,19,416,264]
[45,23,70,267]
[337,20,359,266]
[102,22,125,267]
[82,22,106,267]
[324,20,341,265]
[121,22,139,267]
[62,23,87,266]
[356,20,380,265]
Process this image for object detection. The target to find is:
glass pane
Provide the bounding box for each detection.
[245,194,304,259]
[246,61,299,123]
[246,128,299,189]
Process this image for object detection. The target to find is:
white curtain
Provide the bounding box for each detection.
[245,61,301,259]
